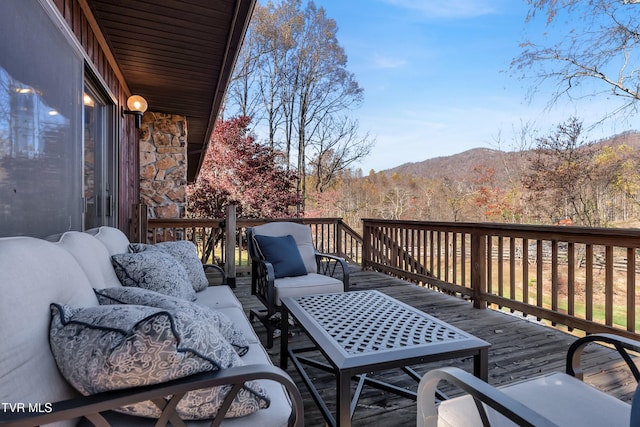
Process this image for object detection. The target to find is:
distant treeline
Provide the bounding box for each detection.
[305,124,640,231]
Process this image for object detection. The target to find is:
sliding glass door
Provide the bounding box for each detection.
[0,1,82,237]
[83,78,116,230]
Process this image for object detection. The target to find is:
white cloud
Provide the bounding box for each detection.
[380,0,502,19]
[371,53,408,69]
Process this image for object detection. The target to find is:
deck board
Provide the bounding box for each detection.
[230,268,638,426]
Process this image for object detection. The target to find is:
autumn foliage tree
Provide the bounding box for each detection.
[187,116,300,219]
[522,117,600,225]
[472,166,522,222]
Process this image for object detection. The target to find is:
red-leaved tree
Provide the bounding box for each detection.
[187,116,300,219]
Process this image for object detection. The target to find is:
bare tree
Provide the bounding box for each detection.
[522,117,607,225]
[378,186,412,220]
[226,28,262,120]
[308,115,374,193]
[438,177,475,222]
[491,121,537,220]
[226,0,371,213]
[514,0,640,122]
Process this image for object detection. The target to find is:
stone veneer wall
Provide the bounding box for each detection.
[139,112,187,218]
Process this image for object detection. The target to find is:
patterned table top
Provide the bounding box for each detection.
[283,290,489,369]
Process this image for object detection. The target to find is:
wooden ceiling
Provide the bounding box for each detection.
[87,0,256,182]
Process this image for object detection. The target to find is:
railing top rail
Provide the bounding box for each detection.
[362,219,640,246]
[148,218,224,226]
[339,221,364,244]
[237,217,343,225]
[148,217,343,226]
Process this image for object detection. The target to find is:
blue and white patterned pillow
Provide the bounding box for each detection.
[111,250,197,301]
[49,303,270,420]
[130,241,209,292]
[95,286,249,356]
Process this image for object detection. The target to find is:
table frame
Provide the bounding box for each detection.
[280,290,490,427]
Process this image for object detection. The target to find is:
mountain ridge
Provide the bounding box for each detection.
[381,131,640,181]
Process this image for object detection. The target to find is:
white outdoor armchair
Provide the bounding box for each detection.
[417,333,640,427]
[247,221,349,348]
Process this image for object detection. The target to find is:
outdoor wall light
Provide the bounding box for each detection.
[122,95,148,128]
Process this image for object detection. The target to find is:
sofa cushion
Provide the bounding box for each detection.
[130,241,209,292]
[0,237,99,427]
[86,226,131,255]
[111,251,197,301]
[55,231,122,289]
[49,303,270,420]
[195,285,244,310]
[217,306,261,345]
[95,286,249,356]
[253,234,308,279]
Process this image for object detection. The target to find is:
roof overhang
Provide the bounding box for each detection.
[87,0,256,182]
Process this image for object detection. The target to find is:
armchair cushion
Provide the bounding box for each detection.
[274,273,345,305]
[130,241,209,292]
[437,372,630,426]
[49,303,270,420]
[94,286,249,356]
[111,251,197,301]
[253,234,308,279]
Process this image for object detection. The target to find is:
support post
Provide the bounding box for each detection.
[336,220,343,258]
[130,203,148,243]
[362,220,371,270]
[225,204,237,288]
[471,231,487,309]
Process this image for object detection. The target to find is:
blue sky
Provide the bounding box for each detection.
[306,0,639,172]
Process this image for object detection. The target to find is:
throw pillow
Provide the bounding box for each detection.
[130,241,209,292]
[49,303,269,420]
[95,286,249,356]
[252,234,308,279]
[111,251,197,301]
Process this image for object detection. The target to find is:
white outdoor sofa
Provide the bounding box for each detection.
[0,226,303,427]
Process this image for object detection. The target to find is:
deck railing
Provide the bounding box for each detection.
[145,212,640,339]
[146,214,362,273]
[362,218,640,339]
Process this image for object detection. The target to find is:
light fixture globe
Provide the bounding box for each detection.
[123,94,148,128]
[126,95,148,113]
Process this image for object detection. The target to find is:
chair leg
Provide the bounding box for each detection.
[250,308,276,349]
[266,319,274,349]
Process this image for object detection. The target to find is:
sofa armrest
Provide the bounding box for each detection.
[203,263,227,286]
[567,333,640,381]
[315,252,349,291]
[416,367,557,427]
[0,364,303,427]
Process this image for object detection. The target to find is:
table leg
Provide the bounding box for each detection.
[474,347,489,381]
[280,306,289,370]
[337,370,351,427]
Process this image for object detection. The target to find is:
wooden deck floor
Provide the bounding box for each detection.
[231,268,638,426]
